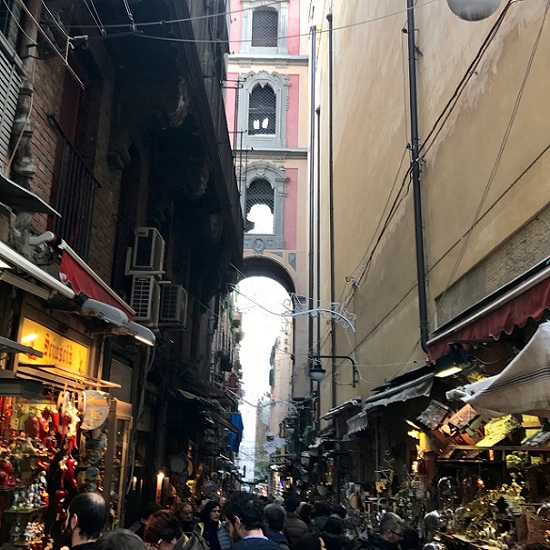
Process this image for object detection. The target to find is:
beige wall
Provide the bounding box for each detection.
[313,0,550,415]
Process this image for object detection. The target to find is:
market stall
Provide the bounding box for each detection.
[412,323,550,549]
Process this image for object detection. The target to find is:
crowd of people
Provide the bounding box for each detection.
[58,491,424,550]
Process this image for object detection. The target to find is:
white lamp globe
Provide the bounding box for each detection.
[309,360,326,382]
[446,0,502,21]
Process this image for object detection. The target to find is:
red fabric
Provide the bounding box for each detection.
[59,251,134,319]
[428,275,550,363]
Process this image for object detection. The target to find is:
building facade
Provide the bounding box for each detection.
[0,0,242,540]
[311,0,550,503]
[226,0,312,400]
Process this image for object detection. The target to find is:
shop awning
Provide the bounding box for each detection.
[0,240,75,299]
[347,411,369,435]
[321,397,361,421]
[59,241,134,318]
[427,259,550,363]
[0,173,60,217]
[446,322,550,417]
[16,362,121,391]
[364,373,434,411]
[210,410,240,434]
[177,388,215,409]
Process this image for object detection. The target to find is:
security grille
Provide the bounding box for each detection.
[245,179,274,233]
[248,85,276,135]
[50,117,99,260]
[251,8,278,48]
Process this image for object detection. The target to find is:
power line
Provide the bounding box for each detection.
[437,0,549,300]
[83,0,438,45]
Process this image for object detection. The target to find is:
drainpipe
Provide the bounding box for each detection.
[406,0,429,351]
[308,25,317,425]
[316,106,321,361]
[327,13,337,408]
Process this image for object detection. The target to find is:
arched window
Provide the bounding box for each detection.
[241,162,288,251]
[251,8,278,48]
[248,85,276,136]
[238,71,289,148]
[246,179,274,234]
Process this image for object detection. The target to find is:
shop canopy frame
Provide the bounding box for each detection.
[17,362,121,392]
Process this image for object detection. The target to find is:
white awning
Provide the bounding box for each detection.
[446,322,550,417]
[321,397,361,420]
[364,373,434,411]
[347,411,368,435]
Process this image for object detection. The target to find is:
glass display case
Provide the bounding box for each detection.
[102,399,132,527]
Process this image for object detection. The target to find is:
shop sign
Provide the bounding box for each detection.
[19,318,89,374]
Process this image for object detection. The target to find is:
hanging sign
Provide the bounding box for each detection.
[19,318,89,374]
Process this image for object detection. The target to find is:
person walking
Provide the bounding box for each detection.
[145,510,209,550]
[96,529,146,550]
[283,496,309,549]
[196,500,232,550]
[309,503,332,536]
[319,517,348,550]
[264,504,290,550]
[223,492,280,550]
[345,513,404,550]
[62,493,109,549]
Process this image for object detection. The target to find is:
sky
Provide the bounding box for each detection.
[235,276,290,482]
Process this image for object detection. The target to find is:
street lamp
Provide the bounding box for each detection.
[308,355,358,387]
[446,0,502,21]
[308,359,326,382]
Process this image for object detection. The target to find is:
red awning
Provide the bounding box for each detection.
[59,244,134,319]
[427,264,550,363]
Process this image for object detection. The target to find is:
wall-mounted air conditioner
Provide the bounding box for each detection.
[130,275,160,325]
[127,227,165,274]
[159,283,188,327]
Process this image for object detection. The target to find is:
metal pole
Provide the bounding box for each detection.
[308,26,317,424]
[316,106,321,360]
[327,12,337,410]
[406,0,429,351]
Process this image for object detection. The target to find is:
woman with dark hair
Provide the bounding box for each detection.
[196,500,232,550]
[144,510,207,550]
[295,534,325,550]
[320,517,349,550]
[297,504,315,529]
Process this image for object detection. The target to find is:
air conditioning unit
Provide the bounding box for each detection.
[130,275,160,325]
[129,227,165,273]
[159,283,188,326]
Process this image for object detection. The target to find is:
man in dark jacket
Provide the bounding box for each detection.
[309,502,332,536]
[264,504,290,550]
[348,513,404,550]
[283,495,309,549]
[223,492,281,550]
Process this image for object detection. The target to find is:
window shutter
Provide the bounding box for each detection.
[0,48,21,170]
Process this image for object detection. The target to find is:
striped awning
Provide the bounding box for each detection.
[446,322,550,417]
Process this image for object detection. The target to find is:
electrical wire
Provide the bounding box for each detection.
[83,0,438,45]
[75,1,282,30]
[40,0,70,39]
[82,0,106,35]
[11,0,84,88]
[419,0,515,158]
[437,0,549,301]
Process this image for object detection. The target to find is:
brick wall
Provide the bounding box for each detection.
[436,204,550,325]
[30,56,65,233]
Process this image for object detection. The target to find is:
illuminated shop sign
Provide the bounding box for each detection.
[19,318,89,374]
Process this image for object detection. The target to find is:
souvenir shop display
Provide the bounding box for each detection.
[0,389,116,549]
